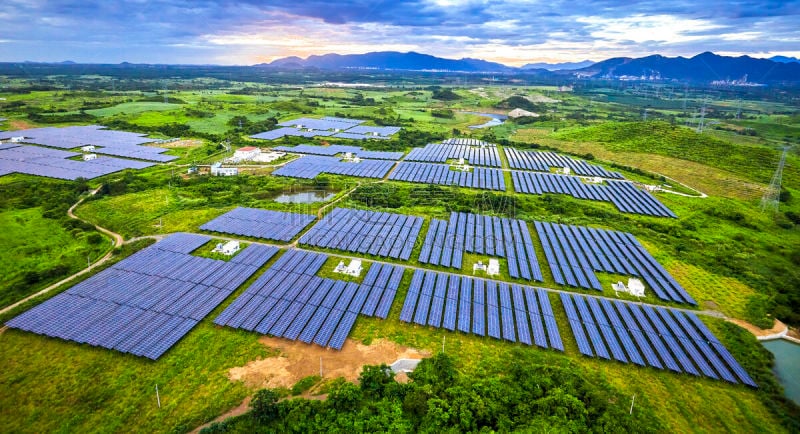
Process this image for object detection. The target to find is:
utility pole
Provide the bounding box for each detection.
[320,357,323,378]
[629,394,635,414]
[156,385,161,408]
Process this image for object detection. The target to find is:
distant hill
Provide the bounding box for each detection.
[769,55,800,64]
[573,52,800,83]
[261,51,515,73]
[521,60,595,71]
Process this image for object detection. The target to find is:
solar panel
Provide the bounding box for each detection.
[559,294,754,386]
[6,233,274,359]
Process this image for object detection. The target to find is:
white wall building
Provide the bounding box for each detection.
[233,146,260,161]
[334,259,363,277]
[210,162,238,176]
[213,240,240,256]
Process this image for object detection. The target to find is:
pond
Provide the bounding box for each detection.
[762,339,800,405]
[462,111,508,129]
[273,190,336,204]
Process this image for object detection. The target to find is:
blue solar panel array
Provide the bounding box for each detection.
[0,143,154,180]
[251,116,400,141]
[389,162,506,191]
[419,212,543,282]
[200,207,316,242]
[535,221,695,304]
[215,249,405,349]
[399,269,563,349]
[5,233,277,360]
[404,139,501,167]
[511,171,676,218]
[273,155,395,179]
[505,148,623,178]
[560,293,757,387]
[300,208,423,260]
[274,144,403,160]
[0,125,176,162]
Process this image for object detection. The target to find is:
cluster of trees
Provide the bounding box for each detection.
[430,87,462,101]
[203,352,663,433]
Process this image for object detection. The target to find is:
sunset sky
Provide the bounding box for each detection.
[1,0,798,65]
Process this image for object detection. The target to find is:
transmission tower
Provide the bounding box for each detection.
[696,97,708,133]
[760,147,789,212]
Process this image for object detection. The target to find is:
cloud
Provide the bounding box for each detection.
[0,0,797,64]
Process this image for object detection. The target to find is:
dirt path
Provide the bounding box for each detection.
[190,397,252,433]
[0,186,125,315]
[727,318,789,339]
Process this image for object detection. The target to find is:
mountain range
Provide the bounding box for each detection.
[261,51,800,82]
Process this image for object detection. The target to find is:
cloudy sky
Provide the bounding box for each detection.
[1,0,798,65]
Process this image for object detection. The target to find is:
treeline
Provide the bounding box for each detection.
[202,352,663,433]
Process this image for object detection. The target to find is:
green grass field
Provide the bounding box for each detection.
[0,207,110,307]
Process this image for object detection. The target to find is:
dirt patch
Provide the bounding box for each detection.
[228,337,430,389]
[148,139,203,148]
[727,318,787,337]
[8,119,35,130]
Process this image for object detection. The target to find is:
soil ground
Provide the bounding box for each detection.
[147,139,203,148]
[228,337,429,389]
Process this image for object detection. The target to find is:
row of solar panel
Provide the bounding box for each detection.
[200,207,317,242]
[504,148,623,179]
[0,144,155,180]
[7,294,200,360]
[389,162,506,191]
[0,125,176,162]
[399,270,563,349]
[404,143,501,167]
[442,138,493,147]
[273,155,395,179]
[274,144,403,160]
[299,207,423,260]
[561,293,756,387]
[535,221,695,305]
[511,171,676,218]
[215,249,404,349]
[5,234,277,359]
[278,116,365,130]
[418,212,544,282]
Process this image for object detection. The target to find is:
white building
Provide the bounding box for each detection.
[334,259,363,277]
[627,278,645,297]
[233,146,260,161]
[81,145,95,152]
[83,154,98,161]
[213,240,240,256]
[611,278,645,298]
[10,136,25,143]
[487,259,500,276]
[210,162,238,176]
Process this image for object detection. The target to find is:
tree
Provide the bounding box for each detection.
[359,364,395,399]
[250,388,280,422]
